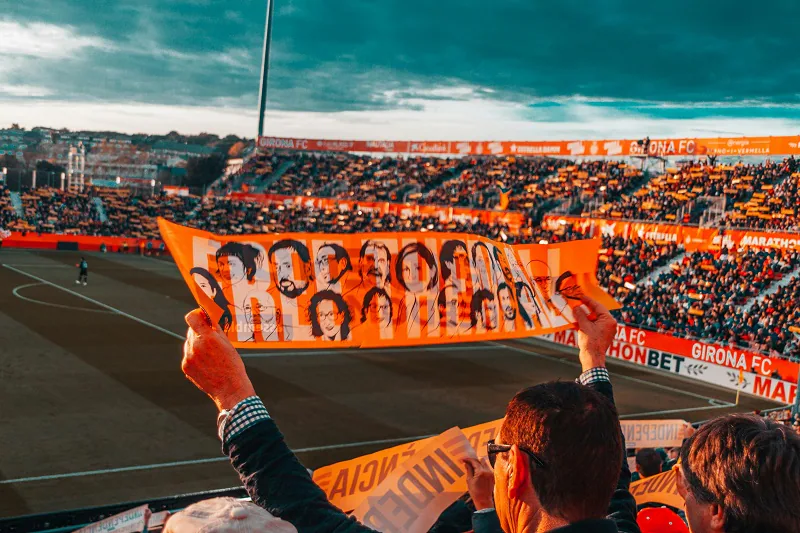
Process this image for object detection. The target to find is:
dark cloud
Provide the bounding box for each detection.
[5,0,800,112]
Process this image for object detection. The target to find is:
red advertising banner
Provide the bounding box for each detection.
[258,135,800,157]
[541,215,800,252]
[229,192,526,233]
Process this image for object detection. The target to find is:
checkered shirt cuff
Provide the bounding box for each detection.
[577,367,610,386]
[219,396,270,444]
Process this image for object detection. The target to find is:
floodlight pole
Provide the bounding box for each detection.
[257,0,275,139]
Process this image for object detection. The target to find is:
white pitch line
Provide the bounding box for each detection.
[3,264,185,341]
[491,340,732,404]
[0,434,433,485]
[619,403,734,419]
[12,283,114,314]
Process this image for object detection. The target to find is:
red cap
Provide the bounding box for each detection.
[637,508,689,533]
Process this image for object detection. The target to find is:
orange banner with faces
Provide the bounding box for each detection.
[158,218,617,349]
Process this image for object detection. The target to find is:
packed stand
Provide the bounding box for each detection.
[596,236,681,299]
[761,408,800,434]
[0,184,16,231]
[10,186,104,234]
[742,275,800,361]
[594,159,797,223]
[722,170,800,232]
[618,247,800,359]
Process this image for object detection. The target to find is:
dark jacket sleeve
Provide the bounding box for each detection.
[224,417,378,533]
[586,379,641,533]
[472,509,503,533]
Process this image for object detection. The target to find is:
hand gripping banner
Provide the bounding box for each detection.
[158,218,616,349]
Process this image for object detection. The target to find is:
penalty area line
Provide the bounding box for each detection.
[3,264,185,341]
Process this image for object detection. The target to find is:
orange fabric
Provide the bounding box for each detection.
[159,218,616,349]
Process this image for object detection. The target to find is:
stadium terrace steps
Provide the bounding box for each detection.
[256,159,295,193]
[92,196,109,223]
[642,251,687,284]
[9,191,23,217]
[743,263,800,313]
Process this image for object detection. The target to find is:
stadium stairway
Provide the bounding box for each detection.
[254,159,294,193]
[92,197,109,223]
[742,263,800,312]
[9,191,23,217]
[641,251,687,284]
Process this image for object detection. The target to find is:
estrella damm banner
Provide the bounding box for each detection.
[158,218,617,349]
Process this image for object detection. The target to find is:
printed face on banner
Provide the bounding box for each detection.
[515,281,542,330]
[397,242,438,295]
[310,290,351,341]
[362,288,393,331]
[359,240,391,290]
[243,293,281,341]
[315,242,351,289]
[498,283,517,322]
[269,240,312,298]
[470,241,495,292]
[440,240,470,289]
[438,284,472,332]
[492,245,514,286]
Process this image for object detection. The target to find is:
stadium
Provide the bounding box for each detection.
[1,2,800,533]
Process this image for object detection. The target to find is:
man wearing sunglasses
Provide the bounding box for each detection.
[463,297,639,533]
[179,295,635,533]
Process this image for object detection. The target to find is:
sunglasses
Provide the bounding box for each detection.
[487,439,547,470]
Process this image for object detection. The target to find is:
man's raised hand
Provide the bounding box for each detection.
[182,309,255,412]
[572,296,617,372]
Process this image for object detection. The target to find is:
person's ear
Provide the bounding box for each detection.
[508,445,529,500]
[709,503,725,532]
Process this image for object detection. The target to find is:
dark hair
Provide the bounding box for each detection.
[396,242,439,292]
[471,241,495,269]
[515,281,540,328]
[470,288,494,326]
[216,242,263,282]
[309,290,352,340]
[440,239,467,281]
[358,240,392,283]
[360,287,393,324]
[501,382,622,522]
[635,448,662,478]
[317,243,352,283]
[189,267,233,332]
[679,414,800,532]
[497,281,514,303]
[555,270,576,293]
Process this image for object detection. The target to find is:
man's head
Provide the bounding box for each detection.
[243,296,281,338]
[635,448,662,479]
[268,239,313,298]
[309,290,351,340]
[497,282,516,321]
[493,382,622,531]
[315,243,352,286]
[677,414,800,533]
[555,270,583,301]
[528,260,552,299]
[440,239,468,283]
[396,242,439,294]
[470,288,497,330]
[164,497,297,533]
[359,240,391,289]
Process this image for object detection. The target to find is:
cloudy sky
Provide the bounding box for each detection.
[2,0,800,139]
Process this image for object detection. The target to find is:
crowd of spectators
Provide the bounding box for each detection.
[743,276,800,361]
[6,186,105,234]
[617,247,800,358]
[595,159,797,224]
[596,236,681,299]
[722,170,800,232]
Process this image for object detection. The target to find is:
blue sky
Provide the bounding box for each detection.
[2,0,800,139]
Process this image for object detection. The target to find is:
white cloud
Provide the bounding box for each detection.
[0,19,112,59]
[0,84,54,97]
[2,98,800,143]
